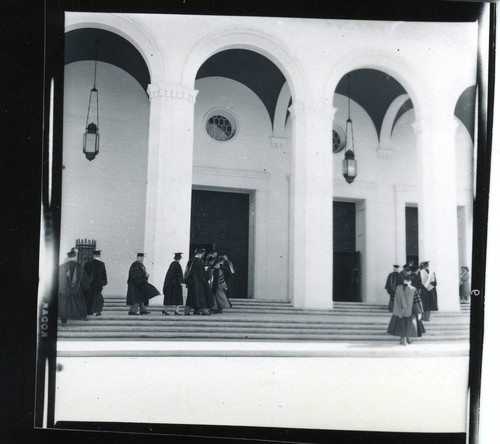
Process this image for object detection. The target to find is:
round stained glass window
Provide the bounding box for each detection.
[205,110,237,141]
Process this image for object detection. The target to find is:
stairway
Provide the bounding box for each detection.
[56,296,471,342]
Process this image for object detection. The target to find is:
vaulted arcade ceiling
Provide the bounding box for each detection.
[65,29,475,141]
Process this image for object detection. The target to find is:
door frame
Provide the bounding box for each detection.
[191,185,255,299]
[333,197,366,302]
[405,203,419,266]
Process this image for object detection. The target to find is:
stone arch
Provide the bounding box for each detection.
[454,85,477,144]
[273,82,292,139]
[65,13,166,84]
[380,93,411,151]
[324,51,427,123]
[182,28,307,103]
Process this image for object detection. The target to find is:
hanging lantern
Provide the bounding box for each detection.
[342,74,357,184]
[83,39,100,161]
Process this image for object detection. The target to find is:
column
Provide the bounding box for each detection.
[289,102,333,309]
[418,100,461,311]
[144,82,198,287]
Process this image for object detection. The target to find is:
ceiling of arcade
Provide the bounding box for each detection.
[65,28,476,142]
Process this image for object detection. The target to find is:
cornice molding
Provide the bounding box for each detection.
[147,82,199,103]
[394,184,418,194]
[193,166,270,180]
[333,179,378,192]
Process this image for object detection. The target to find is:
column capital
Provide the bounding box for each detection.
[270,136,287,149]
[288,101,334,120]
[147,82,199,103]
[377,146,392,159]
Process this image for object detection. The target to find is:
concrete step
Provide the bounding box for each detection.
[103,297,470,311]
[57,321,468,332]
[98,306,470,320]
[57,331,470,341]
[58,298,469,342]
[60,315,469,326]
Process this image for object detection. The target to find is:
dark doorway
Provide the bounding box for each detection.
[190,189,249,298]
[405,206,419,266]
[333,201,361,302]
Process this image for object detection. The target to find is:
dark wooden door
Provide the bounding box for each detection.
[333,201,360,301]
[405,206,419,266]
[190,189,249,298]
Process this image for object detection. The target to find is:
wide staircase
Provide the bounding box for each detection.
[57,296,471,342]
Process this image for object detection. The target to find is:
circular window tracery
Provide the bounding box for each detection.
[205,109,237,142]
[332,123,346,153]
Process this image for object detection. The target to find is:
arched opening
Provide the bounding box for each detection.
[454,85,476,273]
[331,68,418,304]
[61,28,152,295]
[191,49,292,300]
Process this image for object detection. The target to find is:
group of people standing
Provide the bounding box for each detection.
[179,249,234,316]
[384,261,438,346]
[58,248,108,325]
[126,249,235,317]
[58,246,236,325]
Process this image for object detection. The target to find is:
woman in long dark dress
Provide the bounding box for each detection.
[387,276,425,345]
[162,253,184,316]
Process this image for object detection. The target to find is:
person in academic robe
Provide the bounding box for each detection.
[162,252,184,316]
[84,249,107,316]
[211,257,232,314]
[387,276,425,345]
[58,249,91,325]
[384,265,402,312]
[459,266,470,304]
[184,248,212,315]
[409,264,422,291]
[399,264,411,283]
[126,253,160,315]
[220,254,235,298]
[418,260,438,321]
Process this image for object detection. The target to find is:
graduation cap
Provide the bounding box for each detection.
[194,248,206,255]
[137,253,145,257]
[174,252,183,260]
[93,250,101,256]
[67,250,77,258]
[393,264,400,268]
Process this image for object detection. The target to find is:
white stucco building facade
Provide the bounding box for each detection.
[60,13,477,312]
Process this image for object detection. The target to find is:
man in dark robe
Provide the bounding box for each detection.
[384,265,402,312]
[162,252,184,316]
[59,250,91,325]
[126,253,160,315]
[184,248,213,315]
[84,249,108,316]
